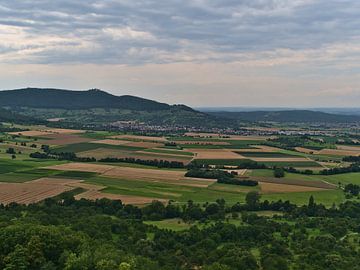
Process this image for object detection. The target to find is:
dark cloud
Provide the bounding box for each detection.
[0,0,359,64]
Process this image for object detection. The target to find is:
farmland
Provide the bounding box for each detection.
[0,121,359,209]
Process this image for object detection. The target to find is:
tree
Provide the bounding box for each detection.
[119,262,131,270]
[246,191,261,208]
[274,167,285,178]
[6,147,15,154]
[308,195,315,208]
[4,245,29,270]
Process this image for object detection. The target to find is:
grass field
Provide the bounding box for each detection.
[250,169,360,185]
[52,142,145,153]
[142,148,194,156]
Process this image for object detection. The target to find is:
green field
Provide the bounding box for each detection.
[142,148,194,156]
[251,169,360,185]
[237,151,298,158]
[52,142,145,153]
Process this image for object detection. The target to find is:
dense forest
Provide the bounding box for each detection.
[0,192,359,270]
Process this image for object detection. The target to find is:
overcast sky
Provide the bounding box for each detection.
[0,0,359,107]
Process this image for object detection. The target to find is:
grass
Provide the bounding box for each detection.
[262,189,345,207]
[145,218,192,231]
[250,169,360,185]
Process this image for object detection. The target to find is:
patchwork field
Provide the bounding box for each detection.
[2,127,358,207]
[44,162,216,187]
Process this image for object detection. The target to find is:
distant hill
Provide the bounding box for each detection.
[0,88,229,127]
[209,110,360,123]
[0,88,170,111]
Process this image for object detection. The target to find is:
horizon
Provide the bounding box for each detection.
[0,1,360,107]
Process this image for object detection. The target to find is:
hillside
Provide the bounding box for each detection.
[209,110,360,123]
[0,88,229,128]
[0,88,170,111]
[0,108,42,124]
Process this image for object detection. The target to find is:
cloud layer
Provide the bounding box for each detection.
[0,0,360,65]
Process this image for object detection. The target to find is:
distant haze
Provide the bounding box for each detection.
[197,107,360,116]
[0,1,360,107]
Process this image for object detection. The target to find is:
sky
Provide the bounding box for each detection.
[0,0,360,107]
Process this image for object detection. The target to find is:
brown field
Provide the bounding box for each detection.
[190,149,246,159]
[44,163,216,188]
[0,180,74,205]
[251,176,336,189]
[259,182,327,194]
[296,147,360,156]
[318,149,360,156]
[125,141,163,148]
[38,134,92,145]
[91,139,132,145]
[78,148,193,163]
[30,178,166,205]
[10,128,85,137]
[335,145,360,153]
[110,135,168,142]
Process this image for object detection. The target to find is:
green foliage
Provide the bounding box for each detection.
[274,167,285,178]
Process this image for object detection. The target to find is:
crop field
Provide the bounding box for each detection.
[2,126,359,207]
[235,151,299,158]
[110,134,168,142]
[9,128,85,137]
[259,182,328,193]
[44,162,216,187]
[52,142,145,153]
[78,148,193,163]
[142,148,194,156]
[191,149,245,159]
[37,133,93,145]
[0,179,75,205]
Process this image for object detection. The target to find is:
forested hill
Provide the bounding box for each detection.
[0,88,171,111]
[0,108,42,124]
[0,88,230,128]
[208,110,360,123]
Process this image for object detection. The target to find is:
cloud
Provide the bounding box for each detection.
[0,0,358,66]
